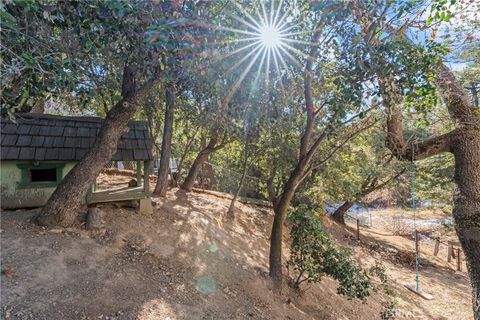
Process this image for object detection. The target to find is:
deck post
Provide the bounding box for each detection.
[144,160,150,194]
[136,161,142,188]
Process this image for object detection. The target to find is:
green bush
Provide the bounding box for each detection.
[287,206,389,302]
[441,204,453,215]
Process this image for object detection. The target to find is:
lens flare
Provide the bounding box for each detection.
[208,0,315,106]
[258,24,282,48]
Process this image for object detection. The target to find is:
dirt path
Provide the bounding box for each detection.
[0,188,474,319]
[330,213,472,320]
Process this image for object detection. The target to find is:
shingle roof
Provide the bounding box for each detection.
[1,113,153,161]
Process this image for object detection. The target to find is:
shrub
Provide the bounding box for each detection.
[287,206,389,302]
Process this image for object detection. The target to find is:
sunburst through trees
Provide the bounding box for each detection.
[206,0,317,105]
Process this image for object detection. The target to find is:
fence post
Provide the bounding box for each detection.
[457,248,462,271]
[433,239,440,256]
[447,243,453,262]
[356,219,360,240]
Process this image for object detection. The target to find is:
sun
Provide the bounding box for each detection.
[209,1,311,104]
[258,24,282,48]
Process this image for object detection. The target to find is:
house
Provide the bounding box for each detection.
[1,113,153,211]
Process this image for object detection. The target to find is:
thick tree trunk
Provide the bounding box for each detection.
[269,161,305,284]
[37,65,158,227]
[37,99,138,226]
[154,84,175,197]
[365,24,480,318]
[330,201,354,225]
[181,151,211,191]
[181,134,218,192]
[452,129,480,319]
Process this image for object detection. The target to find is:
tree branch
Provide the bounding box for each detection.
[385,27,477,127]
[312,119,377,171]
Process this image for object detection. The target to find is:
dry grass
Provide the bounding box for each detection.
[389,217,412,236]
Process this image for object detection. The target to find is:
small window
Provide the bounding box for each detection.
[30,168,57,182]
[17,163,65,189]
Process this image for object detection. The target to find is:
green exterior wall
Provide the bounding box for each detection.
[1,161,77,209]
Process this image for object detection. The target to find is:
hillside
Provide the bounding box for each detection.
[1,188,473,319]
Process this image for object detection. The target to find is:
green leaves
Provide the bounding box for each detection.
[287,206,389,301]
[0,10,16,28]
[426,0,456,26]
[21,52,35,68]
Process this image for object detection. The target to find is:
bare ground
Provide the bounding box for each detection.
[0,184,474,320]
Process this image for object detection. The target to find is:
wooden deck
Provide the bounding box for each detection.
[87,186,149,204]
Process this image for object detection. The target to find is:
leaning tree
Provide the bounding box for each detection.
[1,0,216,226]
[233,1,381,285]
[353,0,480,316]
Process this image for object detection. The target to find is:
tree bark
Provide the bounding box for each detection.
[266,23,375,285]
[268,27,325,285]
[269,159,306,284]
[181,134,219,192]
[330,201,354,225]
[373,33,480,318]
[451,129,480,319]
[30,95,46,114]
[153,84,175,197]
[37,65,159,227]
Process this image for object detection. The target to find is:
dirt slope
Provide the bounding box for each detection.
[0,188,473,319]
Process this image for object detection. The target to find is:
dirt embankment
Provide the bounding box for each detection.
[0,187,473,320]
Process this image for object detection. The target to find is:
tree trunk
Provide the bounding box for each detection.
[330,171,404,225]
[269,161,305,285]
[227,143,249,217]
[330,201,354,225]
[181,151,210,191]
[452,129,480,319]
[30,95,46,113]
[469,82,479,108]
[154,84,175,197]
[363,24,480,318]
[181,134,218,192]
[181,132,219,192]
[37,99,138,226]
[172,130,198,187]
[37,65,158,227]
